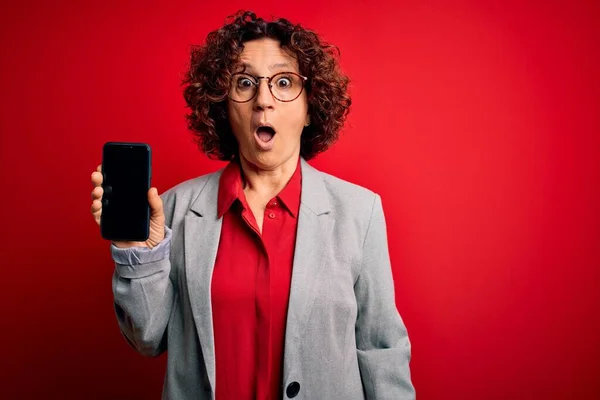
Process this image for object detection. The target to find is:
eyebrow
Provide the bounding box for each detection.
[242,62,294,73]
[268,63,290,70]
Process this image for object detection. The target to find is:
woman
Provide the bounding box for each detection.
[90,10,414,400]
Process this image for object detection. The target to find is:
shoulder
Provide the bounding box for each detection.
[160,167,224,223]
[165,169,221,197]
[308,166,388,270]
[321,170,377,201]
[162,168,222,200]
[306,165,385,245]
[313,167,381,216]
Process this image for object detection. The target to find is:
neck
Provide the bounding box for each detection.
[239,153,300,199]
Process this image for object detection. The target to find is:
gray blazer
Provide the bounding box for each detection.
[111,158,415,400]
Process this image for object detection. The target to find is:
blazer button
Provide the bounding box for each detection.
[286,381,300,398]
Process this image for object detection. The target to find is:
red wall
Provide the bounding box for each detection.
[1,1,599,399]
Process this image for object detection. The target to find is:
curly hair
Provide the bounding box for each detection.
[181,10,352,161]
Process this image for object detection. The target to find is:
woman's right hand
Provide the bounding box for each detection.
[90,164,166,248]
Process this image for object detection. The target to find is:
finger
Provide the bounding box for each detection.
[91,185,104,200]
[96,164,102,172]
[148,187,164,218]
[91,199,102,226]
[91,171,103,186]
[91,198,103,214]
[93,211,101,226]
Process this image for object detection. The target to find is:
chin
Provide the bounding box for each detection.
[243,151,294,171]
[249,153,281,169]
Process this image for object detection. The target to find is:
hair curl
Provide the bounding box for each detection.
[181,10,351,161]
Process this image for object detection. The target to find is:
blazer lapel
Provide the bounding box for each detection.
[283,159,333,380]
[184,171,223,397]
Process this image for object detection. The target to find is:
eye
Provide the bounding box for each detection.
[275,76,293,89]
[236,77,255,90]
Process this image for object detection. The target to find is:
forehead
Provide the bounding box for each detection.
[239,38,299,73]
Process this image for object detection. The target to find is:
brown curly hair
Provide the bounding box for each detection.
[181,10,352,161]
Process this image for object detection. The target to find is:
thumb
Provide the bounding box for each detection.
[148,187,164,218]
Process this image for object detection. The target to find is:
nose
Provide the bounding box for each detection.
[253,79,275,111]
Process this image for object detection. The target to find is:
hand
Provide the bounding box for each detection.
[90,164,165,248]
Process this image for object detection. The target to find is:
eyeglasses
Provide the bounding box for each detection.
[228,71,308,103]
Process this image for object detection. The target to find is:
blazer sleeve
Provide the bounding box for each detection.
[110,191,175,358]
[355,193,415,399]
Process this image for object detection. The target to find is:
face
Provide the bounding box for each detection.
[227,37,309,171]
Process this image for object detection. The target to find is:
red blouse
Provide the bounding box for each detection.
[211,158,302,400]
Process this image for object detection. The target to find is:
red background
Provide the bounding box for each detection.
[1,1,599,399]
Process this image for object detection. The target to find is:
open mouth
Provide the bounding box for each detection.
[256,125,276,143]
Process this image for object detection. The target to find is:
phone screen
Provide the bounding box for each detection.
[101,142,151,241]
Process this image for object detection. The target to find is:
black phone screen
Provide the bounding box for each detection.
[101,142,151,241]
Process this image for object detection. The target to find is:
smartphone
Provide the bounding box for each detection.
[100,142,152,242]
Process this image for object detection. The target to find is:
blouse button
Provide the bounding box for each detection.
[268,212,276,219]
